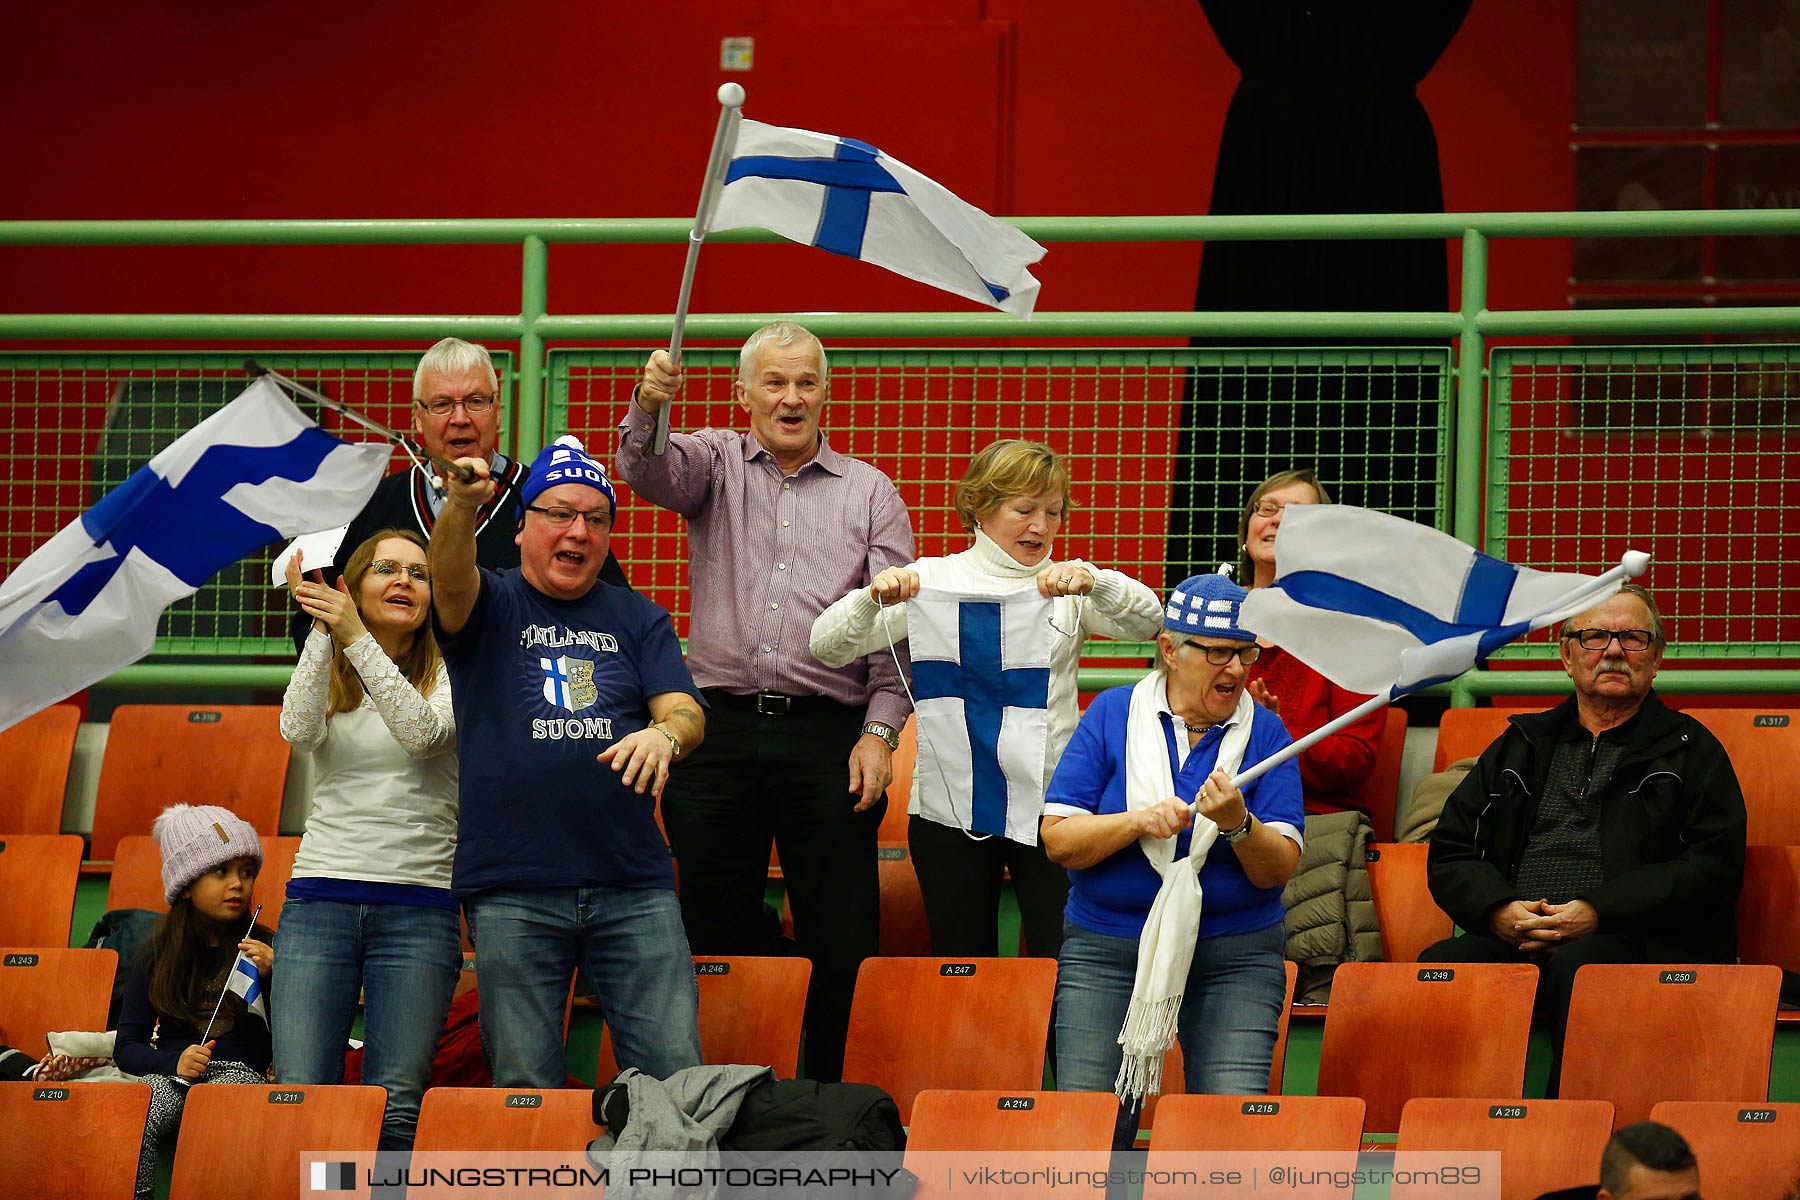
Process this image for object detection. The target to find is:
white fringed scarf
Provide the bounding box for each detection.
[1114,671,1255,1106]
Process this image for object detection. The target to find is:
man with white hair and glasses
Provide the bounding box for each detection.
[1423,582,1746,1090]
[294,337,625,650]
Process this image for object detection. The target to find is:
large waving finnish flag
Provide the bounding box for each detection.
[909,586,1053,842]
[710,118,1047,318]
[1240,506,1634,698]
[0,377,389,732]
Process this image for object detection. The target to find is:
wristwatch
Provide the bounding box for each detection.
[1223,812,1255,843]
[651,723,681,758]
[862,721,901,751]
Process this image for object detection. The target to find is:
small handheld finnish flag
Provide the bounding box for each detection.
[226,953,267,1025]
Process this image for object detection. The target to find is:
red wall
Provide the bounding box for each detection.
[0,0,1575,319]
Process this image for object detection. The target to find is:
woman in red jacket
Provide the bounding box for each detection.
[1236,469,1385,817]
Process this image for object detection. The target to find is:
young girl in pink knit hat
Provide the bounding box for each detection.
[114,803,274,1199]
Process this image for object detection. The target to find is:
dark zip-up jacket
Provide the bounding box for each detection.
[1426,691,1746,963]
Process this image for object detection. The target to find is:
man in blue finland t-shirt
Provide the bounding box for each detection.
[430,435,707,1087]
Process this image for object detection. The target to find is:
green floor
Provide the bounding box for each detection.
[70,877,1800,1103]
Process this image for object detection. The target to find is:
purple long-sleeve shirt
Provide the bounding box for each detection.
[616,402,916,730]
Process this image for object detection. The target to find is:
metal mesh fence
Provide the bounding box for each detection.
[0,351,514,656]
[1489,343,1800,658]
[552,346,1451,642]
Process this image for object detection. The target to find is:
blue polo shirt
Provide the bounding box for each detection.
[437,568,701,895]
[1044,684,1303,939]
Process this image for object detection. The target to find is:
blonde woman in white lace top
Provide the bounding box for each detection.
[275,528,459,1153]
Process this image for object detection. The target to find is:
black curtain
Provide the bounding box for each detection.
[1166,0,1472,578]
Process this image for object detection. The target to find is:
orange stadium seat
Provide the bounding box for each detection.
[1650,1100,1800,1200]
[1144,1094,1365,1199]
[1738,845,1800,974]
[842,957,1056,1124]
[1393,1098,1614,1200]
[596,955,811,1082]
[1365,843,1454,964]
[170,1083,385,1200]
[0,704,80,836]
[1358,708,1409,843]
[1688,708,1800,844]
[88,704,288,863]
[0,835,83,946]
[412,1087,601,1198]
[880,715,917,842]
[0,1080,151,1199]
[905,1089,1116,1200]
[1315,961,1537,1134]
[1432,707,1517,773]
[0,948,116,1058]
[1138,959,1296,1132]
[1560,963,1780,1128]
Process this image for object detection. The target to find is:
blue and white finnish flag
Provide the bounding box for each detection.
[908,586,1053,843]
[1240,505,1635,698]
[226,952,268,1025]
[709,118,1047,318]
[0,377,389,733]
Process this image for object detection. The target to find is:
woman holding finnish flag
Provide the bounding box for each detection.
[810,440,1161,959]
[1040,572,1303,1147]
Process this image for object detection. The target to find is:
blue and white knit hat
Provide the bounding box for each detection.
[520,435,616,518]
[1164,570,1255,643]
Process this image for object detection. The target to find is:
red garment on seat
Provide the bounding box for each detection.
[340,982,586,1089]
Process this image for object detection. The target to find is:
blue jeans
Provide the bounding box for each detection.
[1055,918,1287,1148]
[464,885,701,1087]
[271,897,461,1151]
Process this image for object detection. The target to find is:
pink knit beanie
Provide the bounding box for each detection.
[150,804,263,903]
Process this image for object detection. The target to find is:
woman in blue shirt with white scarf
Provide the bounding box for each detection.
[1041,571,1303,1148]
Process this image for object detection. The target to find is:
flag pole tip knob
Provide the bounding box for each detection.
[717,82,746,107]
[1622,550,1650,577]
[243,359,267,377]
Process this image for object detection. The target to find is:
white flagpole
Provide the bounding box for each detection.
[654,83,747,456]
[1213,549,1651,800]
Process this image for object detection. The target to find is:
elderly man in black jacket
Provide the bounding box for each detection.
[1423,583,1746,1089]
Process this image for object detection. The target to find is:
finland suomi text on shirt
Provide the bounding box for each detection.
[519,623,620,653]
[531,715,616,741]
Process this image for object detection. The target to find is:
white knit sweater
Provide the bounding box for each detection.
[810,529,1161,836]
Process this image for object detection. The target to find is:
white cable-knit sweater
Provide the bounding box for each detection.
[810,529,1162,839]
[280,629,459,888]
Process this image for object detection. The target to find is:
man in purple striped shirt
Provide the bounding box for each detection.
[618,321,916,1081]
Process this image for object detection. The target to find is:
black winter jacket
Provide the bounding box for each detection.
[1426,692,1746,963]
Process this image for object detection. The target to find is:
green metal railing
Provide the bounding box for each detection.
[1,209,1797,699]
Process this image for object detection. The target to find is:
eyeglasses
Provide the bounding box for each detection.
[525,504,612,529]
[370,560,431,583]
[1563,628,1656,652]
[1181,641,1262,666]
[1251,498,1310,518]
[417,393,496,417]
